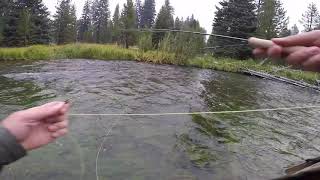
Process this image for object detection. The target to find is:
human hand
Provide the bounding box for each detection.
[253,30,320,72]
[1,102,70,151]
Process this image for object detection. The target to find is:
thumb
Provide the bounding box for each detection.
[22,102,66,121]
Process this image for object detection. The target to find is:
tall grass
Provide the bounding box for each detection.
[0,44,138,61]
[137,33,153,52]
[0,43,319,84]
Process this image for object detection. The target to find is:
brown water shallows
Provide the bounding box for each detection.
[0,59,319,180]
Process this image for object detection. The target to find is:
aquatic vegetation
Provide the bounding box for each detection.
[0,76,55,106]
[191,114,239,144]
[174,114,240,168]
[176,134,217,168]
[0,44,319,84]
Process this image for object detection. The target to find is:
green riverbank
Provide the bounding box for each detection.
[0,44,319,84]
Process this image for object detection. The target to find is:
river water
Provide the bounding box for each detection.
[0,59,319,180]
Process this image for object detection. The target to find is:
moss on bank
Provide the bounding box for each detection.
[0,44,319,85]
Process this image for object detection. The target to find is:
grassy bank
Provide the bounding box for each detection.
[0,44,176,63]
[0,44,319,85]
[188,56,320,84]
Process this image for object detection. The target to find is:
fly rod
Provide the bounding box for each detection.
[122,28,305,53]
[248,37,305,54]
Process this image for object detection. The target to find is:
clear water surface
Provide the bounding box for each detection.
[0,59,319,180]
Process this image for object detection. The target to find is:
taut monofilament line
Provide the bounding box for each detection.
[121,28,249,41]
[70,105,320,117]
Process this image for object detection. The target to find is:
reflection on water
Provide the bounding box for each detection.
[0,59,319,180]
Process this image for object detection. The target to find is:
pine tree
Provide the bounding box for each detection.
[274,0,289,37]
[3,1,22,46]
[78,0,92,42]
[92,0,110,43]
[135,0,143,28]
[174,17,183,30]
[3,0,51,46]
[0,1,8,22]
[53,0,77,44]
[152,0,174,47]
[69,5,77,42]
[300,3,319,32]
[0,0,9,45]
[256,0,289,39]
[261,0,274,37]
[120,0,137,48]
[17,8,32,46]
[290,24,299,35]
[208,0,257,59]
[141,0,156,28]
[111,4,121,43]
[27,0,51,45]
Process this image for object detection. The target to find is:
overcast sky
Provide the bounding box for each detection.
[43,0,320,33]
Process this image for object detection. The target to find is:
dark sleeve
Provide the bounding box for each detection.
[0,126,26,171]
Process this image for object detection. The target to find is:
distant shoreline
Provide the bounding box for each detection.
[0,43,318,86]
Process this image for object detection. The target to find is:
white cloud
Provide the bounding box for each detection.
[43,0,320,34]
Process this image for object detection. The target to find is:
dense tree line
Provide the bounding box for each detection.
[0,0,161,47]
[76,0,159,47]
[0,0,50,46]
[0,0,319,59]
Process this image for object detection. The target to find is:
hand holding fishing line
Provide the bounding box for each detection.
[1,101,70,151]
[250,30,320,72]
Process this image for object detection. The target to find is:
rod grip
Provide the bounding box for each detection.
[248,37,305,54]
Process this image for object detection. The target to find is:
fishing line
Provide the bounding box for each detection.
[122,28,249,42]
[202,44,248,50]
[95,118,118,180]
[95,96,126,180]
[70,105,320,117]
[95,62,149,180]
